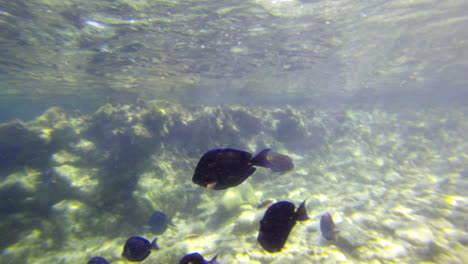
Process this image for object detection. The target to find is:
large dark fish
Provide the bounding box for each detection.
[178,252,218,264]
[122,236,159,262]
[320,212,338,240]
[257,200,309,252]
[266,151,294,174]
[87,256,109,264]
[192,148,272,190]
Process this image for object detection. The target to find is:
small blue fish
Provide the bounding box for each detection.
[87,256,109,264]
[122,236,159,262]
[178,252,218,264]
[148,211,171,235]
[320,212,339,240]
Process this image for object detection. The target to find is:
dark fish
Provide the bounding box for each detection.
[178,252,218,264]
[320,212,338,241]
[266,151,294,174]
[148,211,172,235]
[192,148,272,190]
[122,236,159,262]
[257,200,309,252]
[87,256,109,264]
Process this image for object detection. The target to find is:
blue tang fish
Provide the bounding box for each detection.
[148,211,173,235]
[87,256,109,264]
[178,252,218,264]
[122,236,159,262]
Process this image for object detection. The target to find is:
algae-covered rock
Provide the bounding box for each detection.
[0,169,43,248]
[53,165,99,198]
[269,107,327,153]
[51,200,92,239]
[1,229,47,264]
[85,103,166,169]
[51,150,82,165]
[31,107,84,149]
[0,120,50,172]
[181,107,246,154]
[0,107,86,175]
[0,102,467,264]
[69,139,101,162]
[33,107,68,127]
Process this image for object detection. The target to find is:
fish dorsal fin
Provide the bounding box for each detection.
[295,200,309,221]
[251,149,273,168]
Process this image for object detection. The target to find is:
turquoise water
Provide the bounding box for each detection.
[1,0,467,263]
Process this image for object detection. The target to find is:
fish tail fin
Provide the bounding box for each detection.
[150,237,159,250]
[251,149,273,168]
[208,254,218,264]
[295,200,309,221]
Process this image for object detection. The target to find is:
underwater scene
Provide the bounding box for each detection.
[0,0,467,263]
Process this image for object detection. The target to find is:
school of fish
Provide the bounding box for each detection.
[87,148,339,263]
